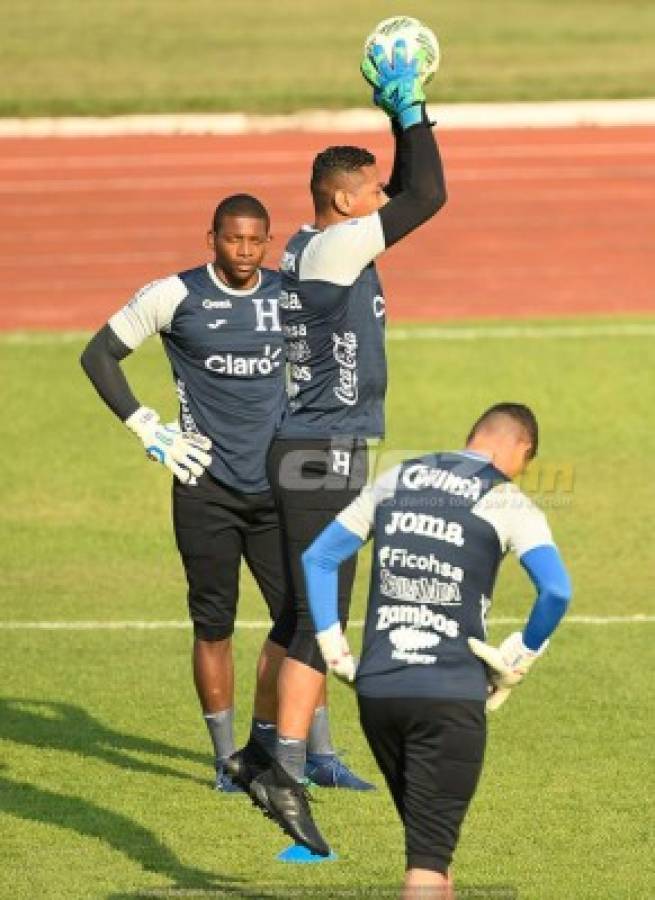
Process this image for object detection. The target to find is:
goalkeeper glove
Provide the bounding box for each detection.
[361,39,426,129]
[125,406,212,484]
[468,631,548,711]
[316,622,357,686]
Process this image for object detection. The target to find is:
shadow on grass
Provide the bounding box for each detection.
[0,773,241,894]
[0,697,210,785]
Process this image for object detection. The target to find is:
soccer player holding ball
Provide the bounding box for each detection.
[305,404,572,896]
[227,21,447,854]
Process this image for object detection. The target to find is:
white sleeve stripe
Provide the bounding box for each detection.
[336,465,401,541]
[472,483,554,557]
[337,501,372,542]
[298,213,385,286]
[107,276,188,350]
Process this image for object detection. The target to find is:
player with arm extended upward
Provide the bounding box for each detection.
[304,403,572,894]
[226,41,447,855]
[81,195,360,794]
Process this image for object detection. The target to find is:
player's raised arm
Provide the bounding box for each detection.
[364,39,446,246]
[80,278,211,484]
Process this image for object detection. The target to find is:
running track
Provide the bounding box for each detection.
[0,126,653,329]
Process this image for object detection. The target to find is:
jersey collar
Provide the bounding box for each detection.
[206,264,262,297]
[456,450,492,462]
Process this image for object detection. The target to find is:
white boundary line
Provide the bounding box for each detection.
[387,323,655,341]
[2,323,654,345]
[2,100,655,137]
[0,615,652,631]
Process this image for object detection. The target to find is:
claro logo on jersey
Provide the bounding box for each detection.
[402,464,483,501]
[384,511,465,546]
[205,345,282,376]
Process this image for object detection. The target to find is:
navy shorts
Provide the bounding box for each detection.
[357,695,486,874]
[173,471,288,641]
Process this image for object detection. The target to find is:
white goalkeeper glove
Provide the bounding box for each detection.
[316,622,357,685]
[468,631,548,711]
[125,406,212,484]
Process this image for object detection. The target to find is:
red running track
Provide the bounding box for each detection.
[0,126,653,329]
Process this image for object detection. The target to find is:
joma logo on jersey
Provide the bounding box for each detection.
[402,464,483,501]
[205,345,282,376]
[384,511,465,547]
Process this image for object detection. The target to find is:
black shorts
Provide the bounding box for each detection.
[266,437,368,670]
[357,695,486,875]
[172,471,288,641]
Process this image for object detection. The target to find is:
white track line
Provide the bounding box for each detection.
[2,99,655,137]
[387,323,655,341]
[0,615,652,631]
[4,323,654,345]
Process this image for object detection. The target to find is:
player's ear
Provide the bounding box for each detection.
[206,230,216,251]
[333,189,352,217]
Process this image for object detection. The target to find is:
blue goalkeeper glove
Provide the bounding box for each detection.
[361,39,426,129]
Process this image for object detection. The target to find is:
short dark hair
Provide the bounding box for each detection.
[467,403,539,459]
[211,194,270,233]
[310,145,376,212]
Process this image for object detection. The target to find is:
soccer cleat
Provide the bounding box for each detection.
[305,752,376,790]
[249,760,331,858]
[224,740,271,793]
[214,764,244,793]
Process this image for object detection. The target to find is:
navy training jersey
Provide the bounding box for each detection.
[109,264,285,493]
[277,213,387,439]
[338,452,555,700]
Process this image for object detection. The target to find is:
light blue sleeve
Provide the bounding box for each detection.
[302,521,365,633]
[520,545,572,650]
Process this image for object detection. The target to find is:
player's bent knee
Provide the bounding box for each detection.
[193,621,234,642]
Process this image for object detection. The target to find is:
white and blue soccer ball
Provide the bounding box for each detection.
[363,15,441,85]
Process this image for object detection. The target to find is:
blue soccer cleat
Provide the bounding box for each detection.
[304,752,376,791]
[214,763,244,793]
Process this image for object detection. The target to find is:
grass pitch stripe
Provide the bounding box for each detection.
[0,615,653,631]
[2,323,655,346]
[387,323,655,341]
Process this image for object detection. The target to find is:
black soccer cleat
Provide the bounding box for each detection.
[249,760,331,858]
[224,739,271,793]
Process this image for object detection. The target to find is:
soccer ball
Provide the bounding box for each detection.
[363,16,440,85]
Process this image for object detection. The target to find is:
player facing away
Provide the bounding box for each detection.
[226,42,446,852]
[80,195,370,793]
[303,404,573,895]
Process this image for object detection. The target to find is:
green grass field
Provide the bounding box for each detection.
[1,322,653,899]
[2,1,655,116]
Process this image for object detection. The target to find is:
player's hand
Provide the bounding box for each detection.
[361,39,426,129]
[468,631,548,711]
[316,622,357,686]
[125,406,212,484]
